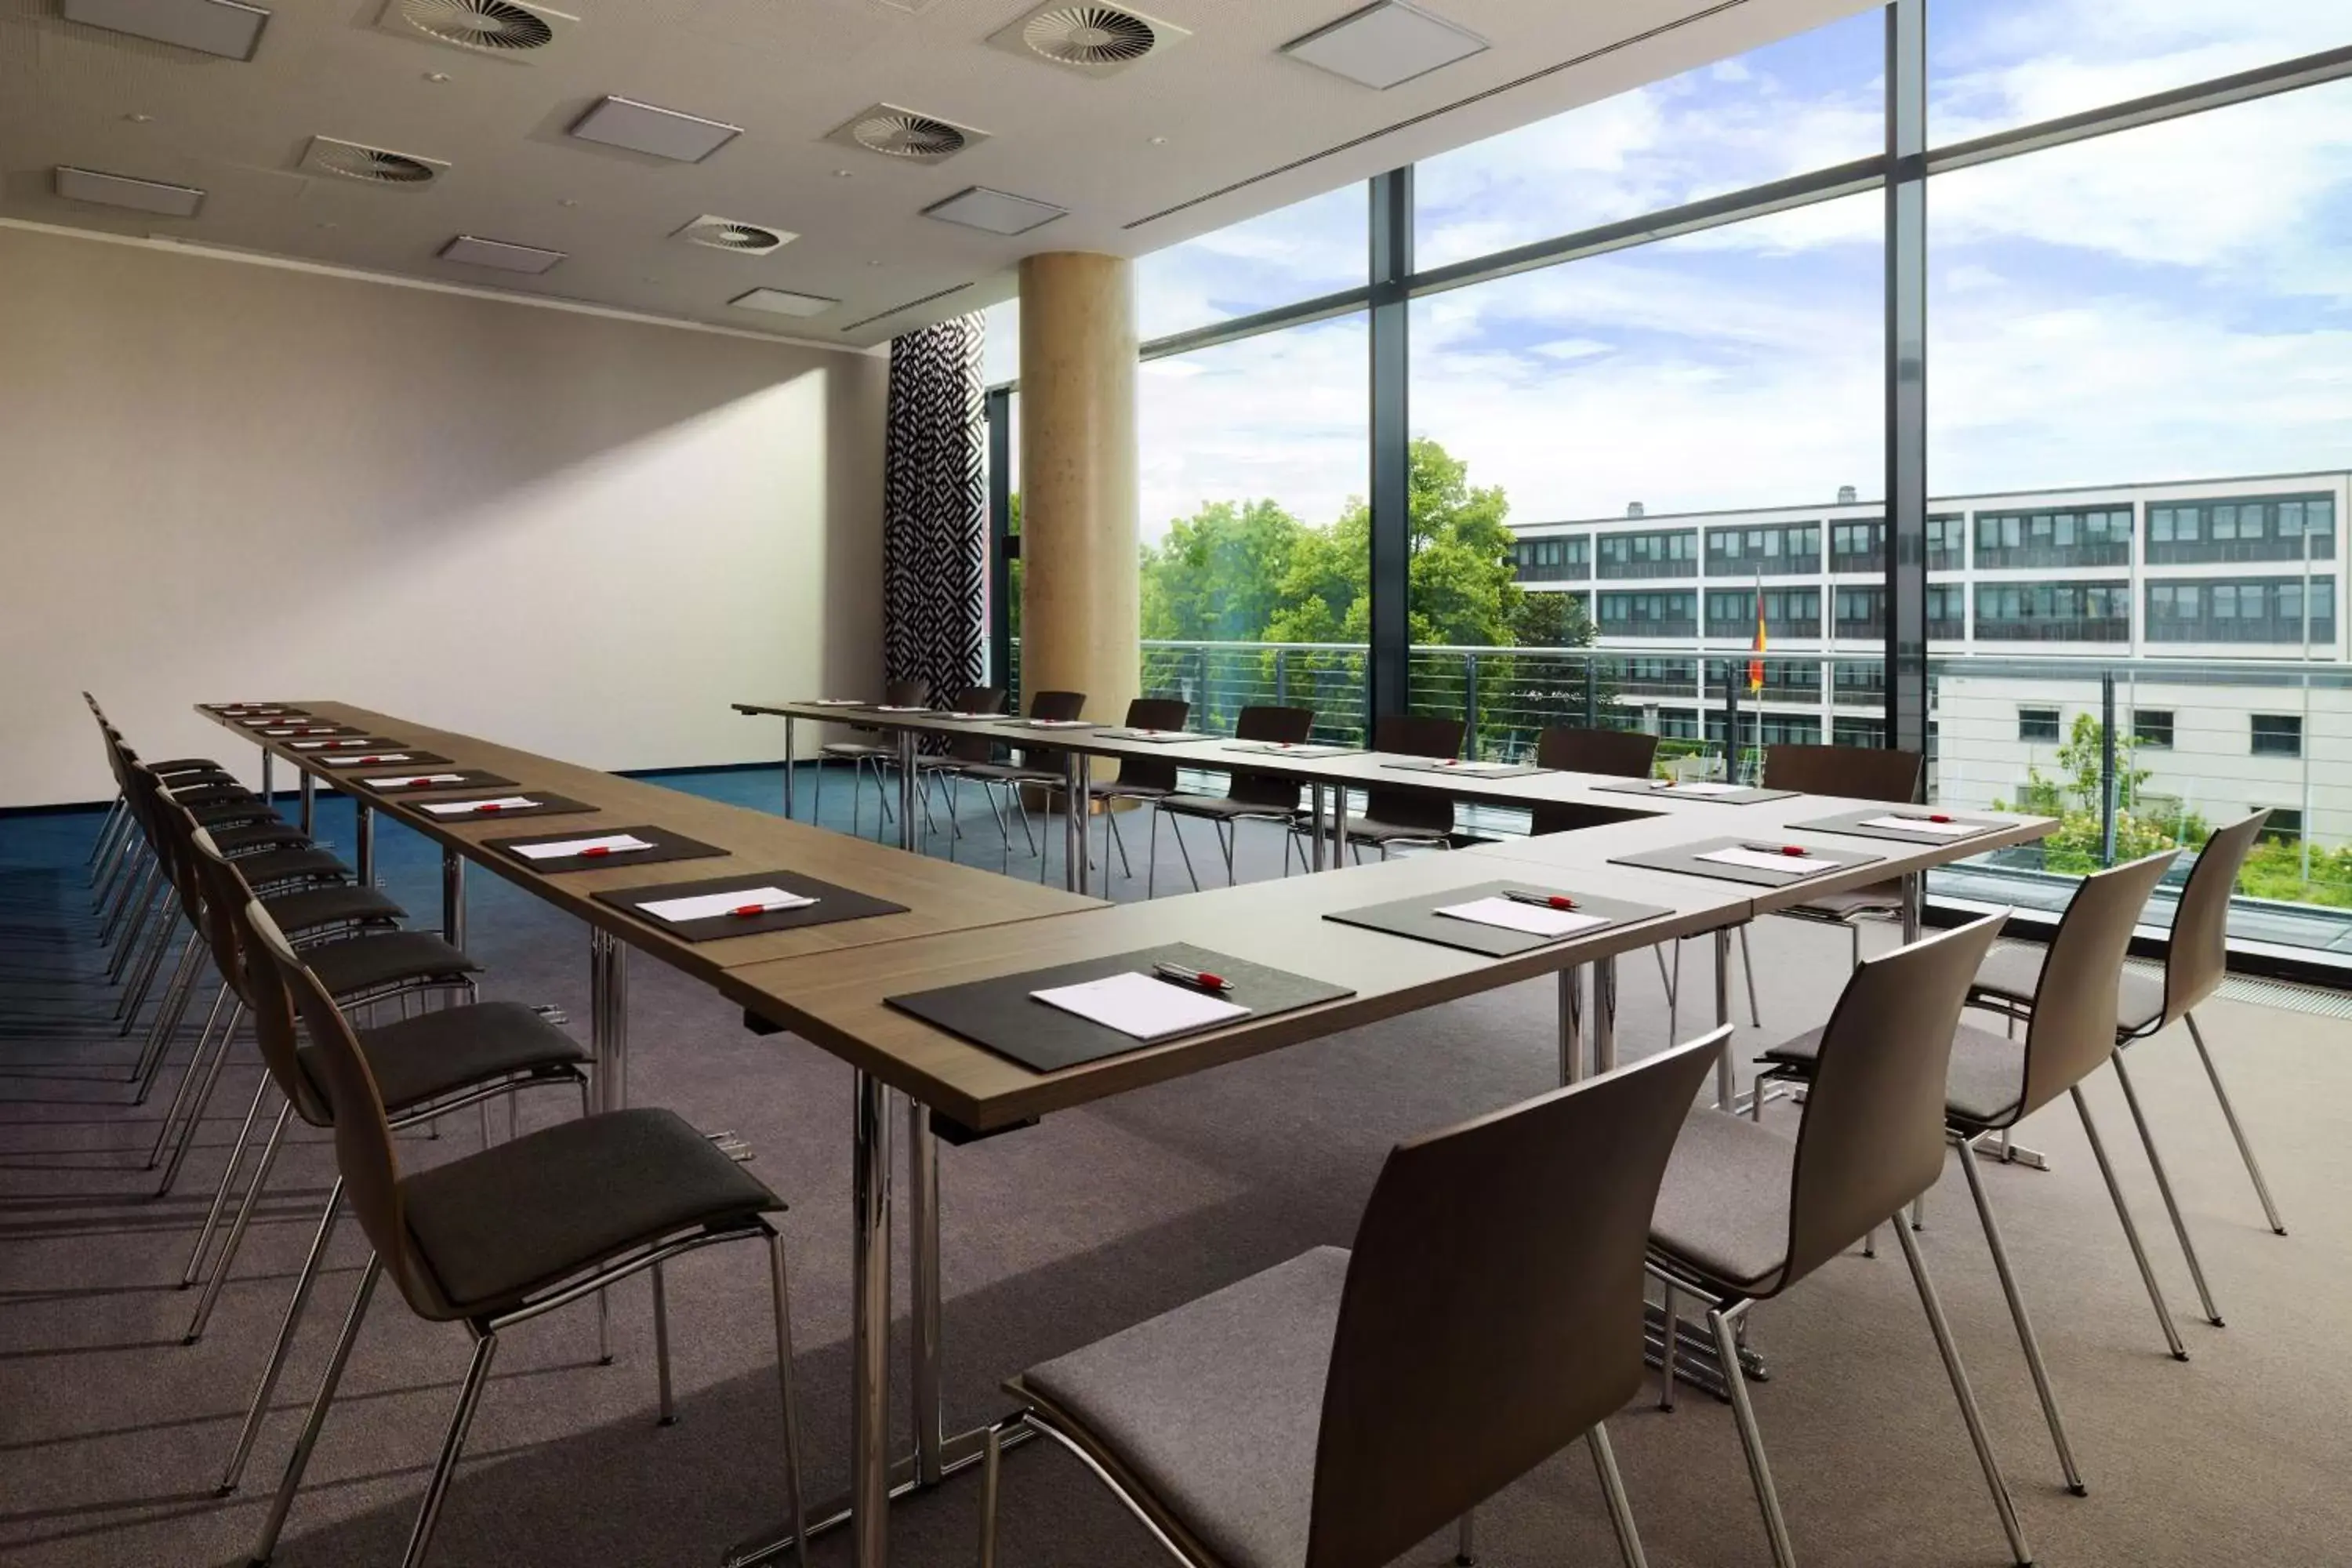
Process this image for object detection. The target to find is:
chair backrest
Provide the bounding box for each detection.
[242,898,454,1319]
[1362,715,1465,835]
[1304,1034,1721,1568]
[1227,705,1316,811]
[1536,726,1659,780]
[1027,688,1086,721]
[1113,696,1190,793]
[2161,811,2266,1025]
[185,828,325,1123]
[883,677,930,709]
[1763,744,1922,803]
[946,685,1008,762]
[1779,912,2007,1287]
[2019,850,2179,1117]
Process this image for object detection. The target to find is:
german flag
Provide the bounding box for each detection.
[1748,572,1766,694]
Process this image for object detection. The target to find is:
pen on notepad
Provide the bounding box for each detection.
[1502,891,1579,911]
[1744,844,1812,858]
[1152,962,1232,993]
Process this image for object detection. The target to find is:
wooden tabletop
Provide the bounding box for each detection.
[198,702,1101,987]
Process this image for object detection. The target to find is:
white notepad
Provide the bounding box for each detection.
[1432,760,1523,775]
[1862,814,1978,837]
[805,698,866,706]
[1434,898,1608,938]
[291,740,363,750]
[368,773,466,788]
[1029,719,1091,728]
[320,753,412,766]
[1699,846,1825,874]
[1032,971,1248,1040]
[419,797,539,817]
[1657,781,1747,796]
[637,886,816,924]
[874,705,931,713]
[510,833,653,862]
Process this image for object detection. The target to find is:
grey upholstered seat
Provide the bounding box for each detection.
[1157,793,1282,821]
[1020,1247,1346,1568]
[1759,1018,2034,1128]
[227,844,350,886]
[185,798,283,828]
[261,880,405,935]
[1969,943,2165,1036]
[303,928,477,996]
[400,1107,780,1319]
[298,1000,586,1116]
[211,821,316,854]
[1648,1111,1795,1295]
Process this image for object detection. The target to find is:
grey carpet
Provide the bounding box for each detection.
[5,790,2348,1567]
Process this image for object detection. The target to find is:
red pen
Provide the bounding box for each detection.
[1153,961,1232,992]
[1504,891,1578,911]
[581,845,612,857]
[731,904,769,917]
[475,803,503,812]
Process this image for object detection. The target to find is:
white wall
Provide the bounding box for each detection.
[0,223,889,808]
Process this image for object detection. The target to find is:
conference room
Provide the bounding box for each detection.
[6,2,2350,1566]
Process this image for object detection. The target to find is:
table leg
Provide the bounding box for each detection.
[441,849,465,948]
[1328,782,1348,869]
[260,750,274,807]
[355,803,375,887]
[299,769,314,837]
[1593,956,1617,1073]
[909,1098,943,1486]
[1712,927,1736,1109]
[1308,783,1327,872]
[898,731,918,855]
[1558,965,1585,1085]
[1063,753,1091,895]
[1903,869,1922,942]
[851,1072,895,1568]
[782,717,797,821]
[591,930,630,1112]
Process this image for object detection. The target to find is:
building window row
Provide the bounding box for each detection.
[1511,535,1591,581]
[2022,706,2303,760]
[1833,585,1884,637]
[1595,529,1700,579]
[1705,522,1821,576]
[1926,583,1966,638]
[1828,520,1885,575]
[1926,514,1966,572]
[2145,577,2336,644]
[1975,582,2132,641]
[1596,590,1697,637]
[1704,586,1821,637]
[1975,506,2133,569]
[2148,494,2336,564]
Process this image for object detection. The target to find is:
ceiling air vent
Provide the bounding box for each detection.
[674,215,797,255]
[989,4,1188,78]
[299,136,449,187]
[374,0,574,62]
[825,104,989,164]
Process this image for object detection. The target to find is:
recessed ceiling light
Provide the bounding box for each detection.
[1149,135,1168,145]
[731,287,837,318]
[1280,0,1487,89]
[439,234,565,273]
[61,0,271,63]
[125,113,154,124]
[831,169,854,179]
[53,165,206,218]
[923,186,1067,237]
[568,96,740,162]
[557,197,578,206]
[424,71,452,82]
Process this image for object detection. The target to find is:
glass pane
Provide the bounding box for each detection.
[1414,8,1883,272]
[1136,183,1367,343]
[1930,0,2346,143]
[1137,314,1370,742]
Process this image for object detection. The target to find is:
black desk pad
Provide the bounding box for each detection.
[1094,728,1210,744]
[593,870,909,943]
[310,749,452,769]
[1224,742,1367,759]
[484,824,727,876]
[887,942,1354,1075]
[1589,779,1798,805]
[402,793,598,824]
[1789,808,2011,846]
[1324,880,1675,958]
[1611,836,1884,888]
[343,768,520,797]
[1380,759,1550,782]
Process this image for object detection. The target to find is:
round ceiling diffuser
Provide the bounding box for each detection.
[699,223,779,251]
[398,0,556,53]
[1023,5,1156,67]
[310,144,439,184]
[850,109,968,161]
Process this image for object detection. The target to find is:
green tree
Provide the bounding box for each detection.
[1140,499,1310,641]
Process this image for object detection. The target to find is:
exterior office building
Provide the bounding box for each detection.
[1508,471,2352,840]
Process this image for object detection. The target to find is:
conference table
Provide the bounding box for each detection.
[202,699,2055,1568]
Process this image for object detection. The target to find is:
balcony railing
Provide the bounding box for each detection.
[1007,637,2352,969]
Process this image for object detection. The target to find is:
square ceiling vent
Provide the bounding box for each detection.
[569,96,741,162]
[62,0,270,60]
[731,288,838,318]
[55,165,206,217]
[985,4,1189,78]
[1282,0,1487,89]
[439,234,564,273]
[823,104,989,165]
[923,187,1065,237]
[373,0,575,63]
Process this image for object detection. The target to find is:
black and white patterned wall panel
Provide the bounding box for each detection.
[881,312,986,708]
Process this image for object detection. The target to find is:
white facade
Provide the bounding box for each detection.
[1509,470,2352,842]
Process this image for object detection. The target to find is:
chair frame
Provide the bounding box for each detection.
[1156,706,1315,895]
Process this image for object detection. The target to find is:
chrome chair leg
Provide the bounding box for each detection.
[2184,1011,2288,1235]
[185,1100,296,1344]
[145,988,232,1158]
[1892,1221,2034,1566]
[401,1330,500,1568]
[1957,1134,2086,1494]
[978,1425,1004,1568]
[1454,1510,1476,1565]
[2111,1049,2223,1326]
[652,1263,676,1425]
[1104,802,1134,880]
[1589,1421,1650,1568]
[1218,822,1236,886]
[220,1178,344,1494]
[1167,815,1203,893]
[1710,1301,1797,1568]
[250,1254,384,1567]
[1736,924,1761,1026]
[183,1076,274,1285]
[155,1003,247,1196]
[2072,1084,2189,1361]
[1657,1284,1678,1410]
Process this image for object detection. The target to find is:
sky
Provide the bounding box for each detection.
[986,0,2351,541]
